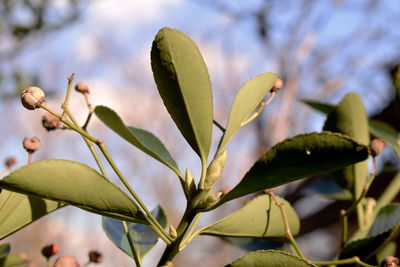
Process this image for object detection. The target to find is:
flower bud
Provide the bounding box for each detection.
[23,137,41,153]
[271,78,283,93]
[370,139,386,157]
[41,243,60,259]
[169,225,177,238]
[5,157,16,168]
[88,250,103,264]
[184,169,196,198]
[380,256,399,267]
[197,192,222,209]
[42,113,61,131]
[54,256,79,267]
[21,87,45,110]
[75,82,90,94]
[203,150,227,190]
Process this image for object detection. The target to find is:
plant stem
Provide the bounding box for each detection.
[122,220,142,267]
[340,209,348,246]
[179,212,203,250]
[240,91,276,127]
[27,152,33,164]
[213,119,225,132]
[311,256,377,267]
[98,142,173,244]
[61,73,75,118]
[267,191,306,260]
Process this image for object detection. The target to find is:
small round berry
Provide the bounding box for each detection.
[75,82,90,94]
[380,256,399,267]
[370,139,386,157]
[21,87,45,110]
[41,243,60,259]
[42,113,61,131]
[271,78,283,93]
[23,137,41,153]
[88,250,103,264]
[5,157,16,168]
[54,256,79,267]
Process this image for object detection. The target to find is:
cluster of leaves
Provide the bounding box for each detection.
[0,27,398,266]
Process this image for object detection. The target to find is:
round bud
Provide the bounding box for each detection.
[42,113,61,131]
[21,87,45,110]
[23,137,41,153]
[5,157,16,168]
[41,243,60,259]
[271,78,283,93]
[88,250,103,264]
[380,256,399,267]
[54,255,79,267]
[75,82,90,94]
[370,139,386,157]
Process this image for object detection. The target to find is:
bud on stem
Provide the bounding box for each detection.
[203,150,227,190]
[21,87,45,110]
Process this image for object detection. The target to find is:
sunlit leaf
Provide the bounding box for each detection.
[216,132,369,206]
[102,206,167,259]
[95,106,180,175]
[0,160,145,223]
[225,250,316,267]
[302,99,334,114]
[218,73,279,153]
[151,27,213,162]
[323,93,370,198]
[0,190,63,240]
[201,195,299,240]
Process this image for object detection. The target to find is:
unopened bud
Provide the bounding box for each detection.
[54,255,79,267]
[21,87,45,110]
[184,169,196,198]
[42,113,61,131]
[203,150,227,190]
[41,243,60,259]
[88,250,103,264]
[23,137,41,153]
[370,139,386,157]
[5,157,16,168]
[271,78,283,93]
[197,192,222,209]
[75,82,90,94]
[380,256,399,267]
[169,225,177,238]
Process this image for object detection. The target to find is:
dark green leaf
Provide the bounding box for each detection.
[0,160,145,223]
[0,253,28,266]
[303,177,352,200]
[102,206,167,259]
[95,106,180,175]
[323,93,370,198]
[368,203,400,237]
[222,238,282,252]
[0,190,63,240]
[225,250,316,267]
[302,99,334,114]
[218,73,279,153]
[201,195,299,240]
[369,120,400,156]
[216,132,369,206]
[151,27,213,162]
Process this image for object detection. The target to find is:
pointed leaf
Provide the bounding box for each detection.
[225,250,316,267]
[102,206,167,259]
[95,106,180,175]
[0,160,145,223]
[218,73,279,153]
[0,190,63,240]
[369,120,400,156]
[201,195,299,240]
[151,27,213,161]
[217,132,369,206]
[302,99,334,115]
[323,93,370,198]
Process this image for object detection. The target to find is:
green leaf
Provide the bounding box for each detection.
[302,99,334,114]
[0,253,28,266]
[94,106,180,175]
[323,93,370,198]
[102,206,167,259]
[303,177,352,200]
[0,160,145,223]
[225,250,316,267]
[201,195,299,240]
[216,132,369,206]
[369,120,400,156]
[0,190,63,240]
[218,73,279,153]
[368,203,400,237]
[0,243,10,258]
[221,238,282,252]
[151,27,213,162]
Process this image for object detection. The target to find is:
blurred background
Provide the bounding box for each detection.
[1,0,400,266]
